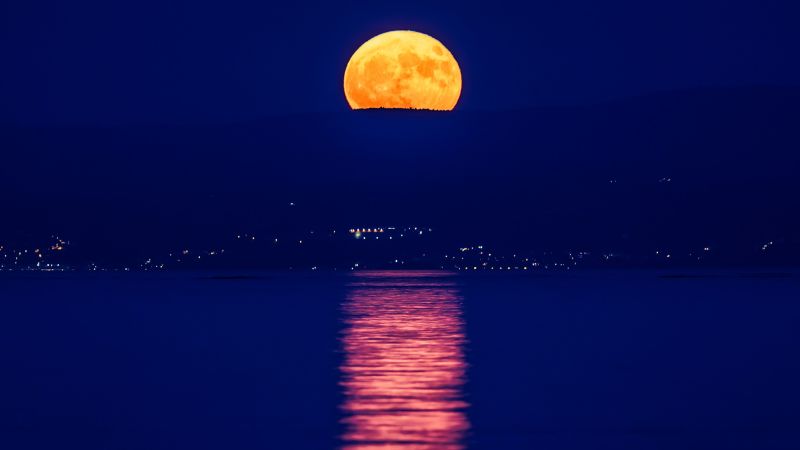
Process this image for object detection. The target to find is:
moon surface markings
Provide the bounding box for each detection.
[344,31,462,110]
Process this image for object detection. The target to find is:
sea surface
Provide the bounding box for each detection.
[2,270,800,449]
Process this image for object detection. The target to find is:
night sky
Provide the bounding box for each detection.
[3,0,800,123]
[2,0,799,263]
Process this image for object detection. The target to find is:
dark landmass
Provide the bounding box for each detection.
[3,86,799,268]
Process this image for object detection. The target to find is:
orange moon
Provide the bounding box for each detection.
[344,31,462,111]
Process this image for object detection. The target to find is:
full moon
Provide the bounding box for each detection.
[344,30,462,111]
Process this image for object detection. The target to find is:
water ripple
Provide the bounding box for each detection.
[340,271,469,449]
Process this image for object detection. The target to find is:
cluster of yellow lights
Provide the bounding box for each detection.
[344,30,462,111]
[349,228,384,233]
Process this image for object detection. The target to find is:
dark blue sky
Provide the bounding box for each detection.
[2,0,799,124]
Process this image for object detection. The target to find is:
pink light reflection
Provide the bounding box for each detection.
[340,271,469,450]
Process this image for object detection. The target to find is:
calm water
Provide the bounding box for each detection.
[2,270,800,449]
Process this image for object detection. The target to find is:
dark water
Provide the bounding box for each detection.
[2,270,800,449]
